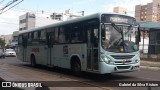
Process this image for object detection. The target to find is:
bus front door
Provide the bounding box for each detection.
[46,32,54,66]
[87,26,99,71]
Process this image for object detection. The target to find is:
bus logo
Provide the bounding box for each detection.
[123,60,131,64]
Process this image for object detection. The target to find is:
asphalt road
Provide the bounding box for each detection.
[0,57,160,90]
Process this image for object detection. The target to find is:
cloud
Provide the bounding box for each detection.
[0,9,24,35]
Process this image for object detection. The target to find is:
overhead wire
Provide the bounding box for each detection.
[0,0,24,15]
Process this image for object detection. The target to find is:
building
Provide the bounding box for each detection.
[50,10,84,21]
[35,16,59,27]
[19,12,35,31]
[19,10,83,31]
[135,0,160,22]
[10,31,19,48]
[19,12,59,31]
[0,34,12,46]
[113,6,127,14]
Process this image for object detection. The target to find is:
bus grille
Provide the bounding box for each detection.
[111,55,134,59]
[117,66,131,69]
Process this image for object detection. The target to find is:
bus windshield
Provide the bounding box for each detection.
[101,24,139,53]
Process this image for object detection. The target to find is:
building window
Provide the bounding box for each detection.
[20,19,27,24]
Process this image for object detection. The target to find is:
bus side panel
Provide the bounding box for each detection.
[51,45,69,68]
[27,45,47,65]
[37,45,48,65]
[26,46,31,63]
[51,44,87,70]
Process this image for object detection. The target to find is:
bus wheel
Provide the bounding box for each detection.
[71,60,81,76]
[31,55,36,67]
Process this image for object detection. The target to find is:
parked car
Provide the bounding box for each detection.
[0,49,5,58]
[5,49,16,57]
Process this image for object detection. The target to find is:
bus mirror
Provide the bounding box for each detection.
[138,27,141,42]
[136,26,141,45]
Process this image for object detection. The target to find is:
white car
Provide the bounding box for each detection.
[5,49,16,57]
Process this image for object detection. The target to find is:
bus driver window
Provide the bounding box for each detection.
[102,27,110,49]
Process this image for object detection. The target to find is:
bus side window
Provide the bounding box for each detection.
[18,35,23,45]
[58,27,66,43]
[28,33,32,44]
[71,23,83,43]
[40,30,46,44]
[54,27,59,44]
[22,34,28,48]
[64,25,71,43]
[32,31,39,43]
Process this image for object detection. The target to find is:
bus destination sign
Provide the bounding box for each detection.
[101,14,136,25]
[110,17,128,23]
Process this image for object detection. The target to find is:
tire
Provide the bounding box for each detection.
[71,60,81,76]
[31,55,36,67]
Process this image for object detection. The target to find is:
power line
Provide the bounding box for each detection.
[0,0,24,15]
[0,0,18,11]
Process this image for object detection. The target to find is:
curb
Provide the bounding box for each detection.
[140,66,160,71]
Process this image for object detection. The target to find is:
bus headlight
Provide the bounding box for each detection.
[101,56,112,64]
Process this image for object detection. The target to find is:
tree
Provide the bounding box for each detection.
[0,38,5,48]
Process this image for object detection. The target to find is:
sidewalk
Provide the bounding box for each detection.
[141,60,160,71]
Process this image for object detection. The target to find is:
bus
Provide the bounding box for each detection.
[17,13,140,75]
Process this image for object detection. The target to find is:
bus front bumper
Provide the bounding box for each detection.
[99,62,140,74]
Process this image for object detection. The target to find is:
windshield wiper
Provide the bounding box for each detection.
[111,23,125,52]
[111,23,121,33]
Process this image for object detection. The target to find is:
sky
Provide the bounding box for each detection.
[0,0,152,35]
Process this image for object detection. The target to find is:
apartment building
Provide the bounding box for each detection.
[19,12,35,31]
[19,10,83,31]
[19,12,58,31]
[113,6,127,14]
[135,0,160,22]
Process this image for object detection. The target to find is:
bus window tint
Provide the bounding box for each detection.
[32,32,39,43]
[18,35,23,45]
[64,25,71,43]
[54,27,59,43]
[58,27,66,43]
[40,30,46,43]
[71,24,83,43]
[28,33,32,44]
